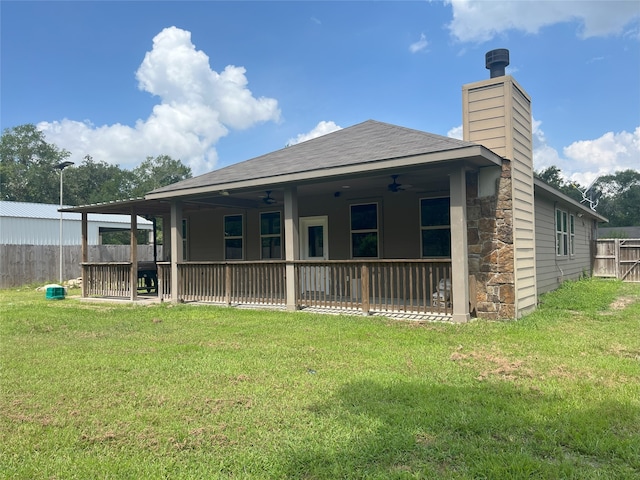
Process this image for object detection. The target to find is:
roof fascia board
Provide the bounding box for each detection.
[534,178,607,222]
[146,145,501,200]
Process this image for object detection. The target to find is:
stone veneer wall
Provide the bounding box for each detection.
[466,161,516,319]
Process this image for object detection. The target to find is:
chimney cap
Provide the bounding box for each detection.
[485,49,510,78]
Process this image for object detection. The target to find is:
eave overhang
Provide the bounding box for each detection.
[533,178,608,223]
[145,145,502,201]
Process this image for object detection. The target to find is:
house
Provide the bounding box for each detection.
[63,49,606,321]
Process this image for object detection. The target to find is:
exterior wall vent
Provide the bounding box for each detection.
[485,49,510,78]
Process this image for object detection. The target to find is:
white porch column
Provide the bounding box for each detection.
[170,201,183,303]
[130,207,138,301]
[284,187,299,311]
[450,167,470,322]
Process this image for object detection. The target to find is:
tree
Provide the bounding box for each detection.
[534,166,583,202]
[131,155,192,198]
[594,170,640,227]
[1,126,192,206]
[0,124,71,203]
[64,155,135,206]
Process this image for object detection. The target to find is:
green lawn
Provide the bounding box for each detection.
[1,278,639,479]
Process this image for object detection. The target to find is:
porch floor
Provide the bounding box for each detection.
[73,295,453,322]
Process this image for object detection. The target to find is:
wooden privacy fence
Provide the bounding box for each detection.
[593,239,640,282]
[0,244,162,288]
[155,259,453,315]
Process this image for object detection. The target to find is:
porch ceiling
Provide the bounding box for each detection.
[59,163,469,217]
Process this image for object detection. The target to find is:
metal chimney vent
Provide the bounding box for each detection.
[485,49,510,78]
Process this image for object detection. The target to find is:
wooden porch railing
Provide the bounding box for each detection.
[157,262,171,301]
[82,262,132,297]
[295,260,453,315]
[88,259,454,316]
[164,261,287,305]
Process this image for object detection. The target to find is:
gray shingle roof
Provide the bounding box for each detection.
[150,120,476,195]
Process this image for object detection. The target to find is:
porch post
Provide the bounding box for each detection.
[81,212,88,298]
[162,214,171,261]
[284,186,299,311]
[450,166,470,322]
[170,201,183,303]
[130,207,138,301]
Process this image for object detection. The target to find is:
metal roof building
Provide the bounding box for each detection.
[0,201,153,246]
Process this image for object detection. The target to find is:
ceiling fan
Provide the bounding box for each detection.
[388,174,411,193]
[262,191,276,205]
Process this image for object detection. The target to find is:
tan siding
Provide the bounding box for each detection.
[468,107,505,122]
[468,96,507,112]
[508,79,537,317]
[466,84,504,100]
[469,126,507,141]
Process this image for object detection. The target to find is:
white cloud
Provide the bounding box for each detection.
[563,127,640,185]
[446,0,640,43]
[447,124,463,140]
[533,120,640,186]
[288,121,342,146]
[38,26,280,175]
[451,118,639,186]
[409,33,429,53]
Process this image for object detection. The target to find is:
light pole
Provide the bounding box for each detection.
[55,161,74,283]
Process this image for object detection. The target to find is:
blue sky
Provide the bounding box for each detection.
[2,1,639,186]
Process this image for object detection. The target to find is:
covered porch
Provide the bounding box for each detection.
[64,122,506,322]
[68,164,479,322]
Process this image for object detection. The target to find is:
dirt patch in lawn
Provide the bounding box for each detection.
[609,296,636,310]
[450,347,534,382]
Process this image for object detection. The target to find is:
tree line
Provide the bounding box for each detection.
[0,124,192,206]
[1,124,639,229]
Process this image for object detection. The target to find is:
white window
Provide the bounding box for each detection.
[570,214,575,256]
[350,203,378,258]
[556,209,568,256]
[260,211,281,259]
[182,218,188,261]
[420,197,451,258]
[224,214,244,260]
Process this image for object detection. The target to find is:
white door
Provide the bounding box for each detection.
[299,216,330,293]
[300,216,328,260]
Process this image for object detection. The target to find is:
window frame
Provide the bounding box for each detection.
[556,208,569,257]
[569,213,575,257]
[349,202,379,258]
[223,214,244,260]
[259,211,282,260]
[419,196,451,258]
[182,218,188,261]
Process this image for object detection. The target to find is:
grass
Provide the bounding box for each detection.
[1,278,639,479]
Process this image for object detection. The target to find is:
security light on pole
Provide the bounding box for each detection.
[54,161,74,283]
